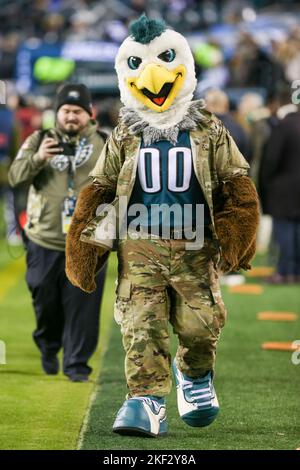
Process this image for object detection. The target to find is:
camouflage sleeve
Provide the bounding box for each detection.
[89,124,123,191]
[214,121,250,181]
[8,131,45,188]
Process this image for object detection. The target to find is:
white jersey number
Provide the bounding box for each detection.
[138,147,192,193]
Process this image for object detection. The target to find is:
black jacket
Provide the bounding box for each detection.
[259,111,300,219]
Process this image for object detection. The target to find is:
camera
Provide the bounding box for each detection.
[46,130,76,157]
[60,141,76,157]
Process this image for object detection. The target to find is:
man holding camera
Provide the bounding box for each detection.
[8,84,107,382]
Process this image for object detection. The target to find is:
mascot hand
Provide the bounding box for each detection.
[213,176,259,273]
[65,183,114,293]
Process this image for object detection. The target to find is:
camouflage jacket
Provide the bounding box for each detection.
[82,107,250,247]
[8,120,106,251]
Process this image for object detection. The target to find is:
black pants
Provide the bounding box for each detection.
[25,239,106,376]
[273,218,300,276]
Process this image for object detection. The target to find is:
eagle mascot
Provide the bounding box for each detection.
[66,15,259,437]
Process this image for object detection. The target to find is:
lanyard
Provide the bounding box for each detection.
[67,156,76,195]
[67,137,87,196]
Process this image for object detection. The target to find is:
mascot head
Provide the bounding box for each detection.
[115,14,197,128]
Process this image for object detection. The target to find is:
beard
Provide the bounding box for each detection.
[59,121,82,136]
[65,128,79,137]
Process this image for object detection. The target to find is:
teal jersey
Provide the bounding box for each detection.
[128,131,211,233]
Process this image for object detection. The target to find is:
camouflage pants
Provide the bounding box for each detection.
[115,237,227,397]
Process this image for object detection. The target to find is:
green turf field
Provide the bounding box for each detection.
[80,270,300,450]
[0,239,116,450]
[0,239,299,450]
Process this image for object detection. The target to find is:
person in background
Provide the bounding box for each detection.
[247,91,280,256]
[8,83,108,382]
[14,95,42,143]
[259,86,300,284]
[236,92,264,137]
[13,95,43,239]
[205,88,251,160]
[0,103,21,243]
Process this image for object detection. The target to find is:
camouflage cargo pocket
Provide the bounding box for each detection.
[114,278,132,332]
[209,269,227,331]
[205,240,227,330]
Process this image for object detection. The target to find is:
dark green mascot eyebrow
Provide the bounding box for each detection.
[129,14,167,44]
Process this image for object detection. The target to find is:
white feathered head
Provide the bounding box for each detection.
[115,15,197,127]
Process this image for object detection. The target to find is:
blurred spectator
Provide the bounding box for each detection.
[249,91,280,187]
[96,98,121,133]
[13,96,43,238]
[259,86,300,283]
[68,11,101,41]
[228,32,285,90]
[236,92,264,135]
[14,96,42,143]
[273,28,300,83]
[205,88,251,159]
[0,104,21,243]
[0,33,19,80]
[248,91,280,255]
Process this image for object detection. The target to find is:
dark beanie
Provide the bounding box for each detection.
[55,83,93,115]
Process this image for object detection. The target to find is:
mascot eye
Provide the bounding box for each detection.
[158,49,176,62]
[128,56,142,70]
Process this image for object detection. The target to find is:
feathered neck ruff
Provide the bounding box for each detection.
[119,100,207,145]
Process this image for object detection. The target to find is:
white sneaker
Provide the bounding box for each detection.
[173,360,219,427]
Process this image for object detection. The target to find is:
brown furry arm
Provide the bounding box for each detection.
[66,183,114,293]
[213,176,259,273]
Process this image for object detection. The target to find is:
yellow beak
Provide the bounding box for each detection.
[127,63,186,112]
[136,64,177,95]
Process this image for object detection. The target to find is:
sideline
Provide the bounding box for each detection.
[76,311,114,450]
[76,260,116,450]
